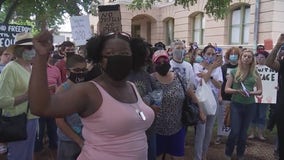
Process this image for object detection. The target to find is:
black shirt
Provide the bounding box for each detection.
[221,63,238,101]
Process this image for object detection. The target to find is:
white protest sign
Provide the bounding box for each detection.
[70,15,92,46]
[255,65,278,104]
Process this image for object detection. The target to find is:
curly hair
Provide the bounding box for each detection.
[86,33,131,63]
[130,37,149,71]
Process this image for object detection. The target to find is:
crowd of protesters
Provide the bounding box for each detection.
[0,30,283,160]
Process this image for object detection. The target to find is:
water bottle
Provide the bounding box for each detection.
[150,89,163,107]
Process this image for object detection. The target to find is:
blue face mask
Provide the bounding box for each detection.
[204,56,215,64]
[22,49,36,61]
[229,54,238,62]
[195,55,203,63]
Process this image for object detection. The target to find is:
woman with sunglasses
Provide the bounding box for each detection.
[0,32,38,160]
[150,50,200,160]
[29,30,154,160]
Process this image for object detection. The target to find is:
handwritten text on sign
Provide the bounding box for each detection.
[70,15,92,46]
[255,65,278,104]
[98,5,122,35]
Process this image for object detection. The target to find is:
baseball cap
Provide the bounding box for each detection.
[152,50,169,63]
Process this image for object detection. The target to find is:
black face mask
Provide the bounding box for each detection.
[103,55,132,81]
[69,72,86,83]
[155,63,170,76]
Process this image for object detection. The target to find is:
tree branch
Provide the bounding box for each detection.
[4,0,19,23]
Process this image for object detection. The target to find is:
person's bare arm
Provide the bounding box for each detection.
[29,30,89,117]
[266,34,284,71]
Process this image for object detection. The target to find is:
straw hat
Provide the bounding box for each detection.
[14,32,33,45]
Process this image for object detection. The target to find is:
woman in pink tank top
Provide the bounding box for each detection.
[29,30,155,160]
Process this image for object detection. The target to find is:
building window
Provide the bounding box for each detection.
[230,6,250,44]
[193,13,204,45]
[165,18,174,45]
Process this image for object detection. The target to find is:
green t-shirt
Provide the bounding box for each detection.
[0,61,37,119]
[230,68,256,104]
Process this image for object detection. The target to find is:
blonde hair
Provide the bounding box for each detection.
[234,49,257,82]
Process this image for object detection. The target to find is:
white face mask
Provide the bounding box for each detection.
[22,49,36,61]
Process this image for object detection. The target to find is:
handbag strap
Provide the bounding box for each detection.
[176,73,192,102]
[176,73,186,96]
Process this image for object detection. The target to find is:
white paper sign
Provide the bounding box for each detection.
[70,15,92,46]
[217,101,231,136]
[255,65,278,104]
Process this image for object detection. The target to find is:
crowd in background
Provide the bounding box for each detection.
[0,31,283,160]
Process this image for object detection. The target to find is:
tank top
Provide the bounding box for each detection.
[77,81,154,160]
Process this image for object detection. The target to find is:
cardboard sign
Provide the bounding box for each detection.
[255,65,278,104]
[98,4,122,35]
[70,15,92,46]
[0,23,32,47]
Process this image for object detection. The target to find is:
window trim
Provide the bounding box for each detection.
[229,5,250,45]
[192,12,204,45]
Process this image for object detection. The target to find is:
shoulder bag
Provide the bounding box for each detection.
[0,104,29,142]
[177,74,199,126]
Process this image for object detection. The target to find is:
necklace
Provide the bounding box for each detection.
[130,104,146,121]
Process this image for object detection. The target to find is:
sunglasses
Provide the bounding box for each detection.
[104,32,131,41]
[69,68,88,73]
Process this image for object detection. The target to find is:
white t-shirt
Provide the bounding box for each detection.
[193,63,223,95]
[170,60,196,88]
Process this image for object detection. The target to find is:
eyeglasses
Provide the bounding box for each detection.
[69,68,88,73]
[104,32,131,41]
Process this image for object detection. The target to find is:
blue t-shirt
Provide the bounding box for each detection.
[57,82,83,141]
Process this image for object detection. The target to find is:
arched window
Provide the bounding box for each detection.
[165,18,174,45]
[230,5,250,44]
[193,13,204,45]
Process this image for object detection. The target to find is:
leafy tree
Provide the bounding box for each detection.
[0,0,233,32]
[0,0,99,30]
[128,0,233,20]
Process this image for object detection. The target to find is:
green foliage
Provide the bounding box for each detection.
[0,0,94,30]
[129,0,233,20]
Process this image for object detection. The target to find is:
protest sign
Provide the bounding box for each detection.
[255,65,278,104]
[217,101,231,136]
[70,15,92,46]
[0,23,32,47]
[98,4,122,35]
